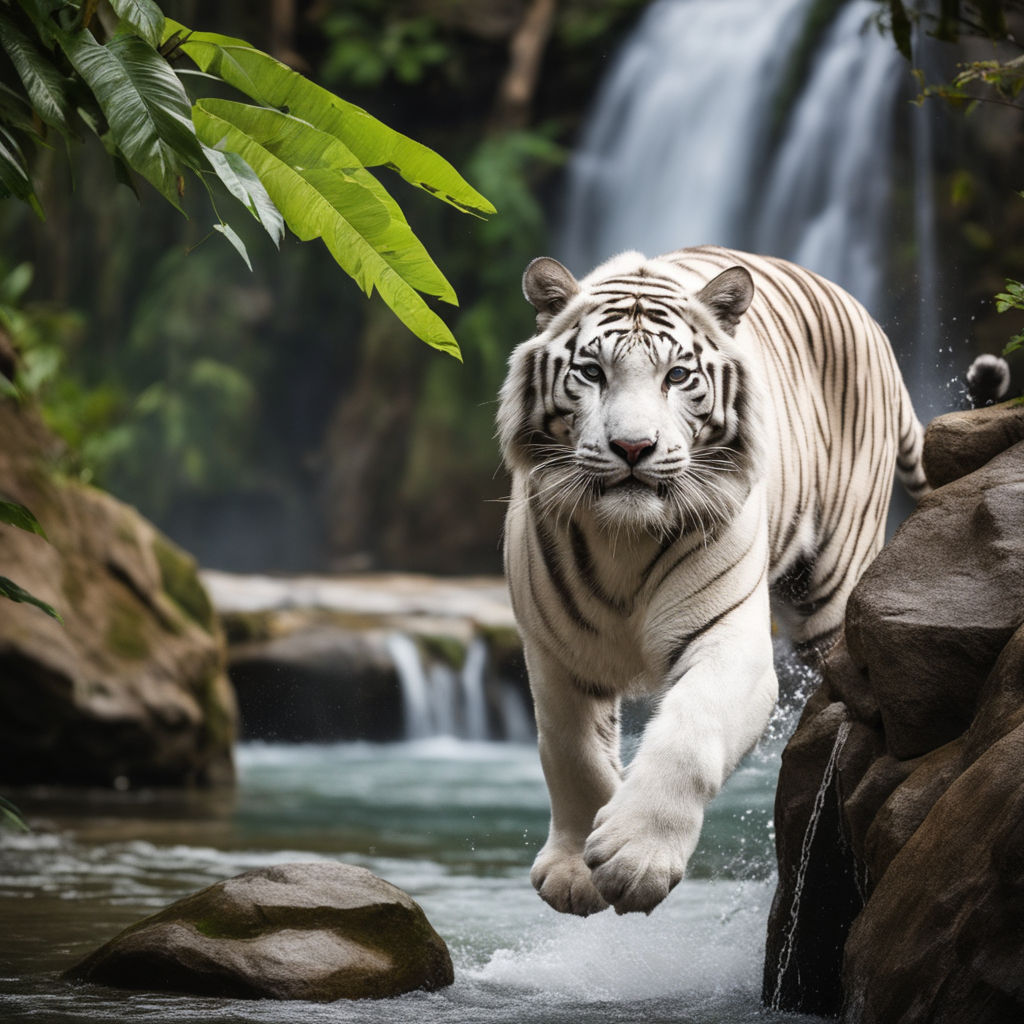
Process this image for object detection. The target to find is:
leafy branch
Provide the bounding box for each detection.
[0,0,495,358]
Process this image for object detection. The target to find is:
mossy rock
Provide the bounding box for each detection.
[153,534,215,633]
[65,862,454,1001]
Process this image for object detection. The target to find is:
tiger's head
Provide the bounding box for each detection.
[498,252,766,537]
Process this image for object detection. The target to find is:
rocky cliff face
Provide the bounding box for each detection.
[0,399,237,788]
[763,403,1024,1022]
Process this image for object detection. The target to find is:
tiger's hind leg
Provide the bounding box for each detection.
[773,530,884,666]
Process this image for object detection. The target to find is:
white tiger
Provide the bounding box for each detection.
[497,245,929,917]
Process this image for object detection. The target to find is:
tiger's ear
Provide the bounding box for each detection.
[696,267,754,336]
[523,257,579,330]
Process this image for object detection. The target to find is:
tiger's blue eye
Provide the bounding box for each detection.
[579,363,604,382]
[666,366,689,384]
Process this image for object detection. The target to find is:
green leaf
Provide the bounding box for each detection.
[109,0,164,48]
[194,100,461,357]
[0,576,62,622]
[0,796,29,833]
[888,0,912,61]
[0,372,19,398]
[212,221,252,270]
[0,11,73,133]
[201,144,284,247]
[0,125,43,218]
[14,0,61,48]
[59,29,203,210]
[0,499,48,538]
[164,19,494,217]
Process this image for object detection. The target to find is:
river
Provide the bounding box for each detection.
[1,651,825,1024]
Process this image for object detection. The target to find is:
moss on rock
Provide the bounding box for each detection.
[153,535,215,633]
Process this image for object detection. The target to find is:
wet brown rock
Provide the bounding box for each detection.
[765,408,1024,1021]
[922,403,1024,488]
[843,723,1024,1024]
[845,441,1024,760]
[0,400,235,787]
[66,862,454,1000]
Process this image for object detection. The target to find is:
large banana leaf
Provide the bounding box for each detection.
[163,19,495,217]
[195,100,461,358]
[59,29,203,210]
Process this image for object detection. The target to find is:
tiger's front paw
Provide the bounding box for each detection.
[531,841,610,916]
[582,800,701,915]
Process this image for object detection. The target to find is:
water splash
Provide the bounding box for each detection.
[767,716,852,1010]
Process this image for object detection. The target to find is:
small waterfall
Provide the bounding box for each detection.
[387,632,434,739]
[460,637,490,741]
[767,717,852,1011]
[388,631,533,742]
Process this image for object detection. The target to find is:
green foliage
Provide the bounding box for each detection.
[0,498,47,537]
[0,575,62,621]
[995,278,1024,355]
[319,8,451,89]
[0,493,62,620]
[0,794,29,832]
[0,0,494,356]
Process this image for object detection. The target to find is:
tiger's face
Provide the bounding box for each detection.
[498,254,760,536]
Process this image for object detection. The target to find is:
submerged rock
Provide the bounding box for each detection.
[65,862,454,1001]
[0,401,236,787]
[764,406,1024,1022]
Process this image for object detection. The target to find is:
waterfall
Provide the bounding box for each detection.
[387,631,533,742]
[561,0,813,268]
[751,0,903,312]
[559,0,941,399]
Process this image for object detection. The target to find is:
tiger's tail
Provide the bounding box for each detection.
[895,383,931,501]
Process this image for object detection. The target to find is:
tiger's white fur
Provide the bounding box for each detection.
[497,245,928,917]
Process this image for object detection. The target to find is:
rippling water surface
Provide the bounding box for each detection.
[0,677,826,1024]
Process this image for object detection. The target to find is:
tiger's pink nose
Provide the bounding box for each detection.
[610,437,656,465]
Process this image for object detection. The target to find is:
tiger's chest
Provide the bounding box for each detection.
[505,480,769,694]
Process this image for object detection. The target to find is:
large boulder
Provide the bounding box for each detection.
[764,404,1024,1022]
[0,399,236,787]
[65,862,454,1000]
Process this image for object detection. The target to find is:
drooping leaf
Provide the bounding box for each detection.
[194,100,461,357]
[0,499,48,538]
[0,576,62,622]
[163,19,494,217]
[212,221,252,270]
[0,11,72,132]
[198,98,457,303]
[0,796,29,833]
[888,0,912,61]
[109,0,164,48]
[59,29,203,209]
[201,144,284,247]
[0,372,18,398]
[0,125,43,218]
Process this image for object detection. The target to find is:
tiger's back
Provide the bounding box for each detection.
[662,245,928,652]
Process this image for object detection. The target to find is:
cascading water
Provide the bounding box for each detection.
[560,0,944,412]
[387,631,532,741]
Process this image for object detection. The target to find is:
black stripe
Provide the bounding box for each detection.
[533,514,598,634]
[569,522,628,614]
[664,564,766,675]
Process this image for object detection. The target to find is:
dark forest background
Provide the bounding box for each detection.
[2,0,1021,575]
